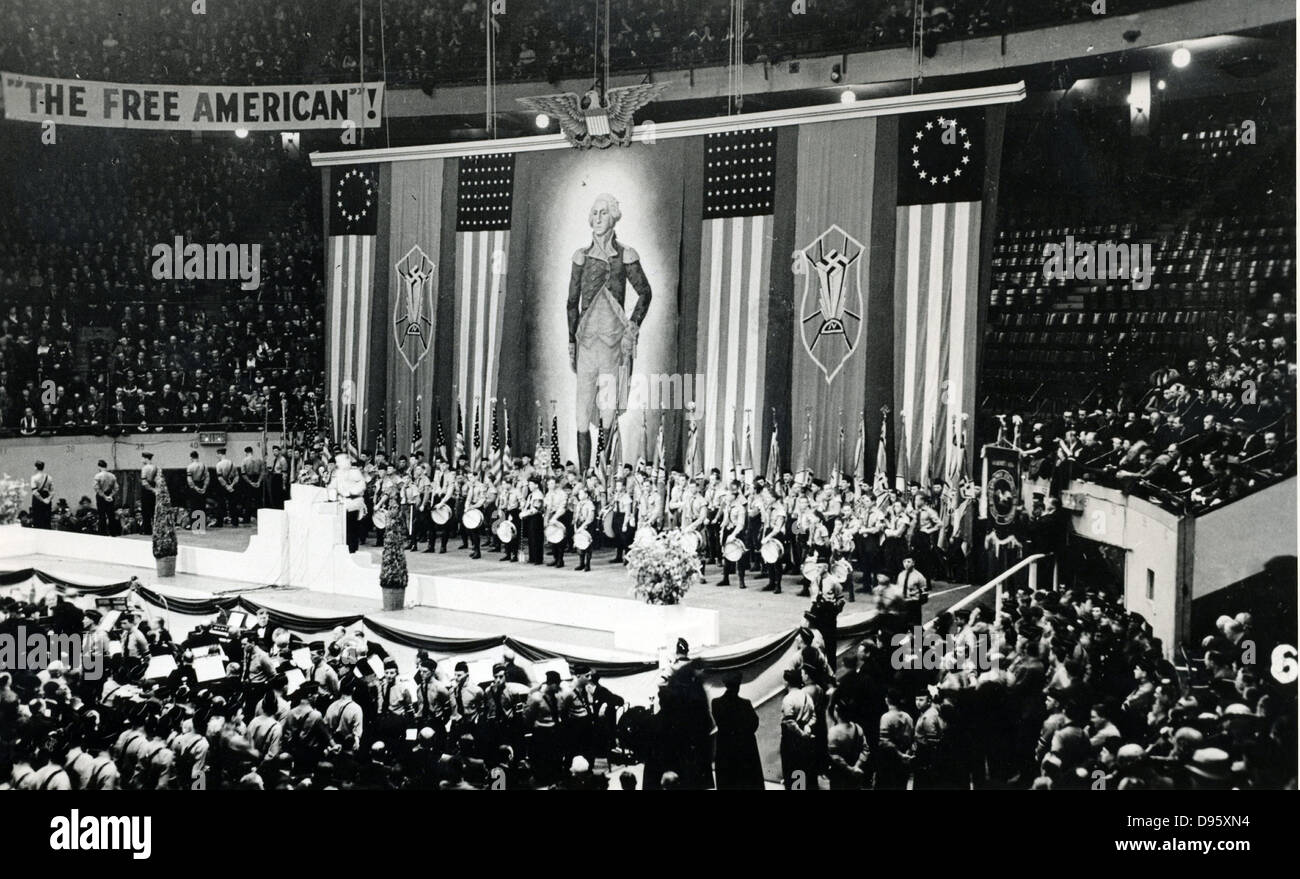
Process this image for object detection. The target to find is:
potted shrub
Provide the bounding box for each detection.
[626,528,702,606]
[379,501,408,611]
[152,478,178,577]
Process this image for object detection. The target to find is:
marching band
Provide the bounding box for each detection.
[298,447,981,596]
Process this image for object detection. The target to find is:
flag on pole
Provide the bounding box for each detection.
[833,420,845,485]
[390,416,398,461]
[375,408,387,457]
[594,419,607,489]
[741,411,754,474]
[502,402,512,468]
[684,410,699,479]
[433,401,447,463]
[874,410,890,493]
[797,407,813,480]
[488,401,502,482]
[347,404,360,458]
[535,405,547,465]
[549,413,562,471]
[852,412,866,484]
[411,397,424,457]
[764,413,779,487]
[453,401,465,465]
[471,398,482,470]
[604,419,622,480]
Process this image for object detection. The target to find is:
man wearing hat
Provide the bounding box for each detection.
[29,460,53,529]
[309,641,340,698]
[524,670,566,786]
[414,657,452,750]
[139,452,159,529]
[499,648,531,687]
[480,662,522,753]
[376,657,415,750]
[560,664,599,763]
[92,459,119,536]
[448,661,482,739]
[324,678,365,755]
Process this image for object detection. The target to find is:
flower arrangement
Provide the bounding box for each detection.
[379,500,409,604]
[152,478,177,560]
[626,528,702,606]
[0,475,24,525]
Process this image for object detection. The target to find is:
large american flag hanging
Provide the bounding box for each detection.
[697,127,776,474]
[894,110,985,487]
[454,154,514,448]
[326,164,379,446]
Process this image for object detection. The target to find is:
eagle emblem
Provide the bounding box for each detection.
[517,82,667,149]
[799,225,864,383]
[393,245,435,372]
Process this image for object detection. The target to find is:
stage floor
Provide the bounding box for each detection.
[113,524,986,647]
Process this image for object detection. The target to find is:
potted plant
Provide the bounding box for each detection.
[152,477,178,578]
[625,528,702,606]
[0,475,23,527]
[379,501,408,611]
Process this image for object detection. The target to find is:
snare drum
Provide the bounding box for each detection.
[760,538,784,565]
[830,558,853,584]
[545,522,566,545]
[495,519,516,543]
[574,529,593,551]
[679,529,701,554]
[431,504,452,525]
[801,558,826,583]
[462,508,484,531]
[722,538,746,562]
[372,506,390,530]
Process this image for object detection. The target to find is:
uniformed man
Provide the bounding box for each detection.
[139,452,159,528]
[214,447,239,527]
[499,474,524,562]
[448,661,482,738]
[239,446,265,524]
[898,555,930,628]
[719,490,748,589]
[610,478,635,564]
[762,494,787,594]
[325,682,365,755]
[92,460,119,536]
[309,640,340,698]
[463,475,487,559]
[269,444,289,509]
[524,670,566,786]
[573,486,596,571]
[544,477,571,568]
[427,459,456,554]
[29,460,53,529]
[521,478,546,565]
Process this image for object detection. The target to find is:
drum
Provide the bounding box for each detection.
[462,508,484,531]
[431,504,452,525]
[372,505,390,529]
[602,508,617,538]
[722,538,746,562]
[801,558,826,583]
[545,522,566,545]
[760,538,784,565]
[495,519,516,543]
[679,529,701,554]
[830,558,853,584]
[574,529,593,551]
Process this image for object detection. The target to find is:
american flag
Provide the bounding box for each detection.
[549,414,561,471]
[697,128,776,473]
[375,408,387,456]
[488,402,502,482]
[683,412,699,478]
[594,418,607,487]
[327,165,379,446]
[764,415,779,487]
[347,404,360,458]
[502,403,512,467]
[411,396,424,457]
[433,401,447,462]
[895,111,984,486]
[852,412,866,484]
[535,407,547,465]
[454,154,515,440]
[472,399,482,470]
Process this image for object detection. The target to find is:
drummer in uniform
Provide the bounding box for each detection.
[521,477,546,565]
[800,506,831,597]
[139,452,159,529]
[463,475,487,559]
[544,477,571,568]
[718,488,748,589]
[453,467,470,550]
[427,459,455,553]
[572,486,597,571]
[184,450,209,527]
[609,479,634,565]
[496,474,523,562]
[682,477,709,580]
[214,447,239,527]
[704,472,725,565]
[761,492,787,594]
[403,465,426,550]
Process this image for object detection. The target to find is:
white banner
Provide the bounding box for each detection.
[1,72,384,130]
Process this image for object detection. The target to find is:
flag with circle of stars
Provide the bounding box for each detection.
[896,110,985,206]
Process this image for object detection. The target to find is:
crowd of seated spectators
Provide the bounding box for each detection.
[2,0,1191,90]
[0,131,324,434]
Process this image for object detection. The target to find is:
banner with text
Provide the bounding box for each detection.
[1,72,384,130]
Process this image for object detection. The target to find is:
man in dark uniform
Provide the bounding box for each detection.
[139,452,159,529]
[92,460,119,536]
[29,460,53,529]
[567,193,653,474]
[269,445,289,509]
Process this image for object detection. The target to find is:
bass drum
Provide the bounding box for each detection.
[431,504,452,525]
[760,538,784,565]
[574,529,593,551]
[462,508,484,531]
[545,522,566,545]
[495,519,516,543]
[601,508,617,538]
[678,529,701,554]
[722,538,746,563]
